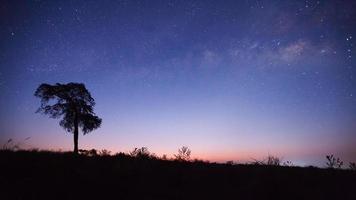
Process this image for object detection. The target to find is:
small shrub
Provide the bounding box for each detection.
[226,160,234,165]
[250,158,264,165]
[250,155,282,166]
[349,162,356,170]
[283,160,294,167]
[115,152,126,157]
[174,146,191,161]
[161,154,168,160]
[150,153,158,159]
[79,149,98,156]
[130,147,151,158]
[266,155,281,166]
[2,138,30,151]
[326,154,343,169]
[99,149,111,156]
[2,139,13,150]
[192,159,208,164]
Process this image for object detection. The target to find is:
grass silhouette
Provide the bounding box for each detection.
[1,149,356,200]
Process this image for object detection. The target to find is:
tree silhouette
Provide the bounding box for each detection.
[34,83,102,154]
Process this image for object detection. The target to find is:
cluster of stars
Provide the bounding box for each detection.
[346,35,353,60]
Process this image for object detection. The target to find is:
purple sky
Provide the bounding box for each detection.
[0,0,355,166]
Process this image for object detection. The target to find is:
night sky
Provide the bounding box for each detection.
[1,0,355,166]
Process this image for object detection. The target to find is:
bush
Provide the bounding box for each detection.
[283,160,294,167]
[250,155,282,166]
[161,154,168,160]
[326,154,343,169]
[129,147,151,158]
[99,149,111,156]
[2,137,31,151]
[174,146,191,161]
[226,160,234,165]
[266,155,281,166]
[79,149,98,156]
[349,162,356,170]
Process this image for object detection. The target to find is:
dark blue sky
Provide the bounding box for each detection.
[0,0,355,166]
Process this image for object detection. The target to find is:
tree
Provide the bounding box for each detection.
[34,83,102,154]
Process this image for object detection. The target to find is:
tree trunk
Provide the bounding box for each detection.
[73,112,79,154]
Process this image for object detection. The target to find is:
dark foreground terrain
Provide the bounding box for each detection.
[1,150,356,200]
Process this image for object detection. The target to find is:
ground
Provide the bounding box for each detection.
[1,150,355,200]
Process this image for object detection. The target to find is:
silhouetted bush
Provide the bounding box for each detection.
[226,160,234,165]
[2,137,31,151]
[283,160,294,167]
[99,149,111,156]
[266,155,281,166]
[114,152,128,158]
[192,158,209,164]
[79,149,98,156]
[174,146,191,161]
[250,155,281,166]
[130,147,151,159]
[2,139,15,150]
[250,159,264,165]
[326,154,343,169]
[349,162,356,170]
[161,154,168,160]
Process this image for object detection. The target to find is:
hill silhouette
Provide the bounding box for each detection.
[1,150,356,200]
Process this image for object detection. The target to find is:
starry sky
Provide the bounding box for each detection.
[0,0,355,166]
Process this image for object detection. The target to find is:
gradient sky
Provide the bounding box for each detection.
[0,0,355,166]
